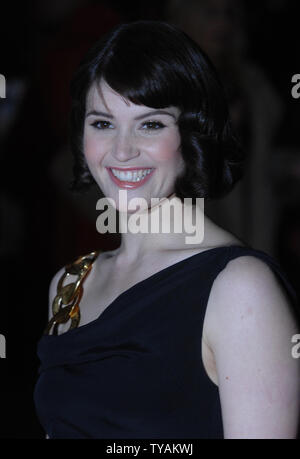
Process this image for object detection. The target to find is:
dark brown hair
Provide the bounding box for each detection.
[69,20,244,202]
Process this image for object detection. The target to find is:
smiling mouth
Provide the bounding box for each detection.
[106,167,155,189]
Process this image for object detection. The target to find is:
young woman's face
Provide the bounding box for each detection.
[83,79,185,211]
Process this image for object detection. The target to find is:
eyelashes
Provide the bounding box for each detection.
[90,120,166,131]
[142,121,166,130]
[90,120,112,129]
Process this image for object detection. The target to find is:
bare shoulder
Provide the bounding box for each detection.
[47,250,107,322]
[204,254,298,349]
[48,267,66,320]
[203,255,300,438]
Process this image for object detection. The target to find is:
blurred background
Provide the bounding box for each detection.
[0,0,299,438]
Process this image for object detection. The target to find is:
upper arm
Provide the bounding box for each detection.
[206,256,300,439]
[48,267,65,321]
[43,269,65,438]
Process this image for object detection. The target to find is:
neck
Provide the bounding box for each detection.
[114,192,205,263]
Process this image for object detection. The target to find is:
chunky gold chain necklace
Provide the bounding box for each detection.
[44,250,101,335]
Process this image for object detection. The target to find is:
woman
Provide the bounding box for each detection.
[34,21,300,439]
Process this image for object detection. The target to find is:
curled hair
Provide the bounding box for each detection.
[69,20,244,201]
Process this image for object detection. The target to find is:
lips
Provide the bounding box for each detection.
[106,167,155,189]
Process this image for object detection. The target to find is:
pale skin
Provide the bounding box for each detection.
[46,79,300,439]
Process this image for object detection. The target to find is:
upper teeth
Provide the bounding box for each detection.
[111,168,153,182]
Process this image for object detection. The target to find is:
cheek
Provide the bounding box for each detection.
[83,132,94,163]
[150,132,182,162]
[83,131,105,165]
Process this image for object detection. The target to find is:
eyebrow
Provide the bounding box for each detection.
[85,109,176,120]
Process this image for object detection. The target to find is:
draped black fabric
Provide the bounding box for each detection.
[33,245,299,439]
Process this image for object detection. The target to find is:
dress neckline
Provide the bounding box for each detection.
[41,244,247,340]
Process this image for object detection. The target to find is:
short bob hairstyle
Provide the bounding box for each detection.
[69,20,244,202]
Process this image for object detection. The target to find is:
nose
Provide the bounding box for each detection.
[111,130,140,162]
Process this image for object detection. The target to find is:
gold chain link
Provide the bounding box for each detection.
[44,250,101,335]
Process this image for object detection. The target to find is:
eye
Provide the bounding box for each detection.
[90,120,113,129]
[141,121,166,130]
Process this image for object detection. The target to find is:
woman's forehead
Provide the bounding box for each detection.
[86,80,130,111]
[85,80,180,118]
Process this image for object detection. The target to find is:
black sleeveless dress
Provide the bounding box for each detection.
[33,245,299,439]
